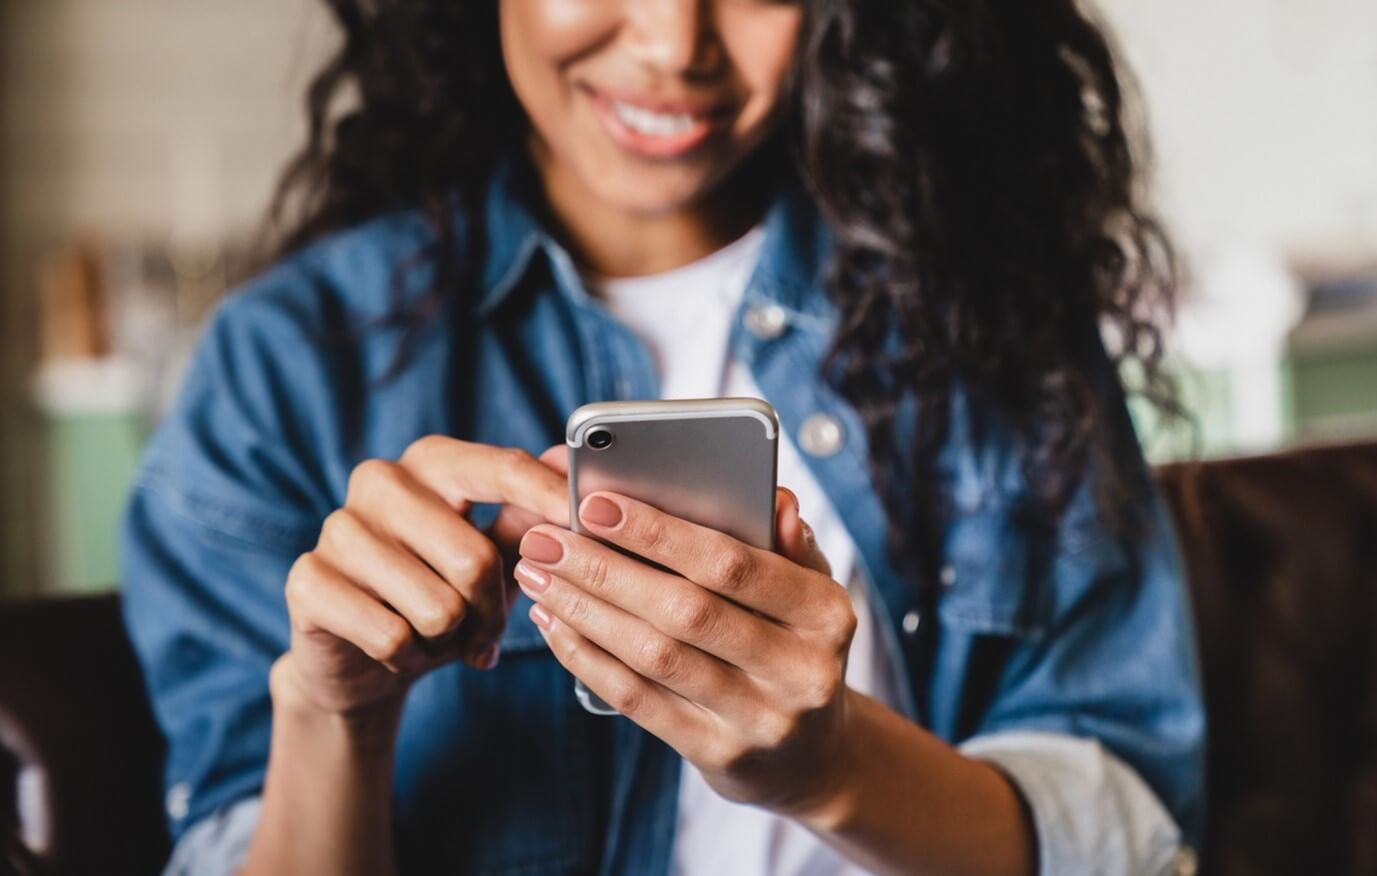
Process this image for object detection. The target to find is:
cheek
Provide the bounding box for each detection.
[719,8,803,130]
[500,0,618,128]
[508,0,618,58]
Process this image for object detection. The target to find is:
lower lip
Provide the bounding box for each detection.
[585,89,720,160]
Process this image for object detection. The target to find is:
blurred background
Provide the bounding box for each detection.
[0,0,1374,597]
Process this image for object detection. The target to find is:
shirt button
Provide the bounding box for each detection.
[901,609,922,635]
[940,565,957,588]
[799,413,844,458]
[166,782,191,820]
[743,302,788,339]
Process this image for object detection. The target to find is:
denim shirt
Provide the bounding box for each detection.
[121,165,1205,875]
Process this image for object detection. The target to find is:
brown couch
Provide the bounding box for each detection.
[1157,442,1377,875]
[3,441,1376,875]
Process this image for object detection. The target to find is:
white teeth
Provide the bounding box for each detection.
[609,100,697,137]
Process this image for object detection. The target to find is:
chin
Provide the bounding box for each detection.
[592,172,716,218]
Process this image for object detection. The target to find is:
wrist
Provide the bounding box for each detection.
[785,688,866,834]
[269,655,406,755]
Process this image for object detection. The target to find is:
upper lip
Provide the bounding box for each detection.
[583,84,729,119]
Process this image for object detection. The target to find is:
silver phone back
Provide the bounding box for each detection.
[565,399,779,715]
[567,398,779,551]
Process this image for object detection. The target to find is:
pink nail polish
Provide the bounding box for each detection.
[514,561,551,593]
[580,495,623,528]
[520,531,564,564]
[530,603,554,630]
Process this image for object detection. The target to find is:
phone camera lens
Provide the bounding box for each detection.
[587,428,614,450]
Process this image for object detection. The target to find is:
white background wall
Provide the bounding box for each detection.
[1099,0,1377,260]
[0,0,330,593]
[0,0,330,242]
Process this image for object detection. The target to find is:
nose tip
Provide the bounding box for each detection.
[627,0,720,76]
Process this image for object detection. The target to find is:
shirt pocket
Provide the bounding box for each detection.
[936,507,1050,641]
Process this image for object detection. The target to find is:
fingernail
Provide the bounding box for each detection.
[514,560,550,593]
[581,495,623,528]
[476,644,501,670]
[520,531,564,564]
[530,603,554,630]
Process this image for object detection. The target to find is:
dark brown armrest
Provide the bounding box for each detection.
[0,594,170,876]
[1158,442,1377,876]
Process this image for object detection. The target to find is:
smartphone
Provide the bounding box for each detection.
[565,398,780,715]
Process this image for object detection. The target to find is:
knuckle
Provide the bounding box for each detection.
[753,711,796,750]
[443,539,499,586]
[711,546,755,594]
[317,509,357,552]
[286,552,318,591]
[562,592,594,626]
[796,657,843,712]
[470,538,503,576]
[442,546,481,585]
[824,597,858,649]
[637,636,683,683]
[496,447,536,491]
[581,553,613,595]
[554,627,579,662]
[284,555,322,614]
[605,676,648,717]
[498,446,536,469]
[667,592,718,640]
[633,513,671,554]
[370,618,412,663]
[417,588,466,638]
[401,434,446,468]
[440,550,477,586]
[347,458,400,502]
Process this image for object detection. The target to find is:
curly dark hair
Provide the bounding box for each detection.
[268,0,1179,596]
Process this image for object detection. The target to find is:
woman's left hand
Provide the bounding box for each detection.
[514,484,858,817]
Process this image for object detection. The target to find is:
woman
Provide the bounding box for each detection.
[122,1,1204,874]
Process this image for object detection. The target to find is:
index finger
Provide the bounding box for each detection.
[574,491,835,623]
[400,437,569,526]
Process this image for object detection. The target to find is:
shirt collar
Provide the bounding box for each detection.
[475,160,547,316]
[474,158,835,321]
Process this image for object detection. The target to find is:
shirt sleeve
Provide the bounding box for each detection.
[162,797,262,876]
[926,388,1206,863]
[960,731,1197,876]
[120,281,337,841]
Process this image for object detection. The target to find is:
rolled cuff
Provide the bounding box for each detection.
[162,795,261,876]
[960,731,1195,876]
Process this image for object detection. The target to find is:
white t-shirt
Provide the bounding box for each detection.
[591,228,899,876]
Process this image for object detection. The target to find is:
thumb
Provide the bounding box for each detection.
[775,487,831,577]
[489,445,569,551]
[537,443,569,476]
[490,445,570,607]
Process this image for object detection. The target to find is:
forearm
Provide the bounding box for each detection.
[796,688,1036,876]
[239,656,404,876]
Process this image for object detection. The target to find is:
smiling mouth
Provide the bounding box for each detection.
[608,99,701,137]
[583,86,729,160]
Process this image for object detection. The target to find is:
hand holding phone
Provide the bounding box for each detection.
[565,398,780,713]
[512,410,854,818]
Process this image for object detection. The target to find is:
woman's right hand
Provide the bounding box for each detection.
[275,437,569,719]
